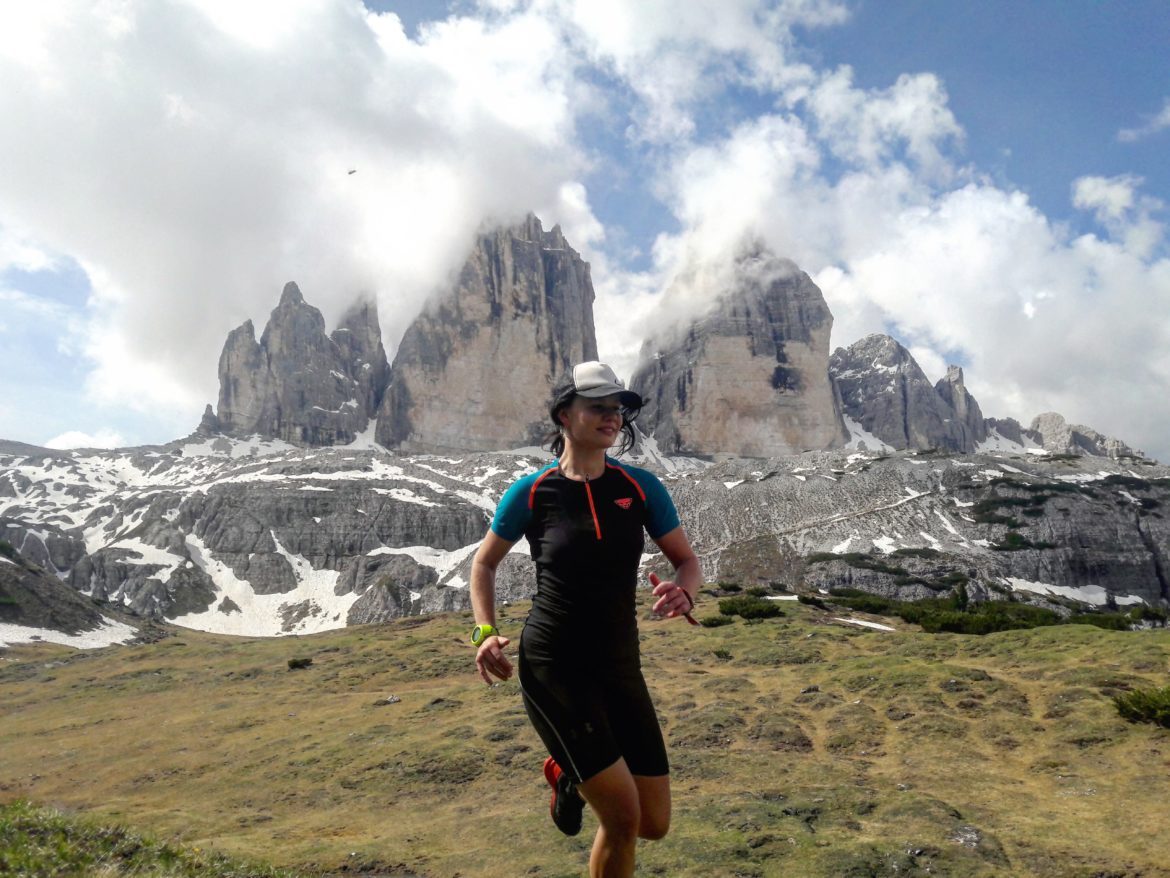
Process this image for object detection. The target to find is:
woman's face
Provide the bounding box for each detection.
[559,394,624,450]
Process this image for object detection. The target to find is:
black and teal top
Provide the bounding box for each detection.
[491,456,680,664]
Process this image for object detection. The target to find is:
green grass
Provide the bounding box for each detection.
[0,800,304,877]
[2,595,1169,877]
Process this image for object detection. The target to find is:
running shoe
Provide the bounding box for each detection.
[543,756,584,836]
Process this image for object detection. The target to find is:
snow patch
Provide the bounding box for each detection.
[0,617,138,649]
[833,617,896,631]
[1004,577,1116,606]
[872,536,897,554]
[934,511,960,536]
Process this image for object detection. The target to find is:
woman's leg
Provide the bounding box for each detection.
[633,773,671,840]
[578,760,673,877]
[579,759,641,878]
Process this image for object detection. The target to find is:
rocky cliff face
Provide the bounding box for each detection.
[833,336,1138,460]
[1026,412,1138,459]
[631,250,847,457]
[215,283,389,446]
[3,438,1167,644]
[376,214,598,452]
[831,334,981,452]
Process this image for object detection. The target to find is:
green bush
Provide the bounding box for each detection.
[1114,686,1170,728]
[745,586,769,597]
[1129,606,1169,626]
[700,615,735,628]
[0,540,17,562]
[1067,612,1132,631]
[713,648,733,661]
[718,595,783,620]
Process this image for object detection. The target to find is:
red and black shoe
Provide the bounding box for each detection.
[543,756,584,836]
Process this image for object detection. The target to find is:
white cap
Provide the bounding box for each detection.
[572,361,643,408]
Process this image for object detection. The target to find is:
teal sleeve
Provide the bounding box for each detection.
[490,473,536,541]
[630,467,681,539]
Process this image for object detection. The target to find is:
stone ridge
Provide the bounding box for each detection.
[631,248,848,457]
[201,217,1139,460]
[831,335,1139,458]
[375,212,598,452]
[830,334,979,452]
[214,282,389,446]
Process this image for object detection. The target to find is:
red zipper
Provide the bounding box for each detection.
[584,476,602,540]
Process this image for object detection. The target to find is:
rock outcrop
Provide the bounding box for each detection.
[376,214,598,452]
[214,283,389,446]
[934,365,988,447]
[1027,412,1138,459]
[630,249,847,457]
[831,335,983,452]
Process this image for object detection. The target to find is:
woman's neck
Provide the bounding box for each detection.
[557,446,607,481]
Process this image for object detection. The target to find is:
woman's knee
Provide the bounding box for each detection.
[638,812,670,841]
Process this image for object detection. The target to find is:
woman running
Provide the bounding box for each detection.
[470,361,701,878]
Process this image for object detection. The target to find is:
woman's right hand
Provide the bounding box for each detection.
[475,635,513,685]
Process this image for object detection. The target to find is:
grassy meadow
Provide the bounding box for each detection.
[2,591,1169,877]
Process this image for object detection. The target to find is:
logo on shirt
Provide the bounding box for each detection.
[614,497,633,510]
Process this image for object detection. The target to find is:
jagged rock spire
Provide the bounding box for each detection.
[214,282,388,446]
[376,213,598,452]
[630,248,847,457]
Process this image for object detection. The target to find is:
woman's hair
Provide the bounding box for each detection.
[542,376,642,458]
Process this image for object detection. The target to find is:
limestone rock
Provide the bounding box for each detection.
[630,249,847,457]
[377,214,598,452]
[934,366,988,447]
[215,282,389,446]
[831,335,978,452]
[1028,412,1138,459]
[332,299,390,418]
[215,319,270,434]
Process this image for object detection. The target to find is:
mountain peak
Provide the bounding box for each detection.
[279,281,304,307]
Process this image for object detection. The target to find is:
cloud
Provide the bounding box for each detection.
[536,0,846,142]
[0,0,593,423]
[44,429,126,450]
[1,0,1168,464]
[1117,96,1170,143]
[600,74,1170,458]
[0,225,56,274]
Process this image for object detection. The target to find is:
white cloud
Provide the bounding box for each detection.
[806,67,963,179]
[531,0,845,142]
[1073,174,1139,222]
[44,428,125,449]
[1117,96,1170,143]
[1,0,1168,464]
[0,0,592,423]
[0,225,56,274]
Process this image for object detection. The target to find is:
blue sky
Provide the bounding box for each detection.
[1,0,1168,458]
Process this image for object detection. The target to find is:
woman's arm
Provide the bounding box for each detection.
[649,526,702,621]
[470,530,516,684]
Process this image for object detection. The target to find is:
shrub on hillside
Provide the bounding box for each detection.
[1114,686,1170,728]
[1067,612,1132,631]
[718,595,783,620]
[700,615,735,628]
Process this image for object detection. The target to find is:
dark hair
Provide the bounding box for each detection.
[542,377,641,458]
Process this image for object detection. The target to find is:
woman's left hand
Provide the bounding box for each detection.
[649,571,693,619]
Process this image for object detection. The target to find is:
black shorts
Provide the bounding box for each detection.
[518,641,669,784]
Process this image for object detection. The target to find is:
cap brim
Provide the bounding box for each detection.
[576,385,643,409]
